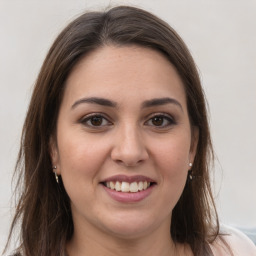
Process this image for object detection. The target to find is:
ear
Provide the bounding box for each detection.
[49,136,60,175]
[189,126,199,161]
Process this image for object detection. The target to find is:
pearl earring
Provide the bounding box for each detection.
[52,166,59,184]
[188,163,193,180]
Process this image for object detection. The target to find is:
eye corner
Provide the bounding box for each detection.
[79,113,113,129]
[144,113,177,129]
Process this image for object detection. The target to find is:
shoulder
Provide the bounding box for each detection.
[209,225,256,256]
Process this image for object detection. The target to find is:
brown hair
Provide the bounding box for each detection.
[5,5,222,256]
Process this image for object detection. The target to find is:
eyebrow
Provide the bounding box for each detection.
[71,97,117,109]
[71,96,183,111]
[142,97,183,111]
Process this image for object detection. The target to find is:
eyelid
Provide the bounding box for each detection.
[144,112,175,120]
[144,112,176,127]
[79,113,113,127]
[79,112,176,128]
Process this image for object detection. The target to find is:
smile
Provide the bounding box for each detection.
[104,181,151,193]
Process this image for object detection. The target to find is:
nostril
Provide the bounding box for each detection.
[114,159,144,167]
[110,135,149,166]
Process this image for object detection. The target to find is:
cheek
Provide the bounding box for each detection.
[152,135,191,204]
[158,146,188,188]
[153,134,191,173]
[56,135,112,216]
[57,131,109,189]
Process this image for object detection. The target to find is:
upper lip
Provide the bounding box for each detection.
[101,175,156,183]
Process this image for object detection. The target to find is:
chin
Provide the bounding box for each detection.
[100,211,167,239]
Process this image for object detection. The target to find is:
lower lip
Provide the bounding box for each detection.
[101,184,155,203]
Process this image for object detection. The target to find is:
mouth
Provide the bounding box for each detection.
[100,175,156,193]
[101,181,155,193]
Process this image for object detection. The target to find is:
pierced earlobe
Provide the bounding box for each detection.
[52,166,59,184]
[188,162,193,181]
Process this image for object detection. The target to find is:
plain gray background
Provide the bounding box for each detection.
[1,0,255,252]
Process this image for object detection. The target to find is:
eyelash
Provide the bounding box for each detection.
[80,113,112,128]
[80,113,176,129]
[145,113,176,128]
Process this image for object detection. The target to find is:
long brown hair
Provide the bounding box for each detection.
[5,5,222,256]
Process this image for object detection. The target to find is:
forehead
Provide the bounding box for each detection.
[63,45,187,108]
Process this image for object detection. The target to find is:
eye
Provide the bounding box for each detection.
[145,114,176,128]
[80,114,111,128]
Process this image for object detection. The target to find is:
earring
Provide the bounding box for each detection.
[188,170,193,180]
[188,162,193,180]
[55,172,59,183]
[52,166,59,184]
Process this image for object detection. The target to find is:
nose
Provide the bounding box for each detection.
[111,124,149,167]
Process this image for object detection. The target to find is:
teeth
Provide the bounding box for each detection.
[130,182,139,192]
[115,181,121,191]
[110,181,115,189]
[138,181,144,191]
[104,181,152,192]
[121,182,130,192]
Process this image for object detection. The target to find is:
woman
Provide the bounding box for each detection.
[4,5,256,256]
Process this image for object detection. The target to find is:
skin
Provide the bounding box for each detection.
[51,45,198,256]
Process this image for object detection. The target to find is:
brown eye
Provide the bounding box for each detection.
[152,116,164,126]
[90,116,103,126]
[145,114,176,128]
[81,114,111,128]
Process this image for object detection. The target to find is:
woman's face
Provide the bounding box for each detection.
[51,45,198,239]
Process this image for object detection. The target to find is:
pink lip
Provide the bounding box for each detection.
[101,175,156,183]
[101,184,155,203]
